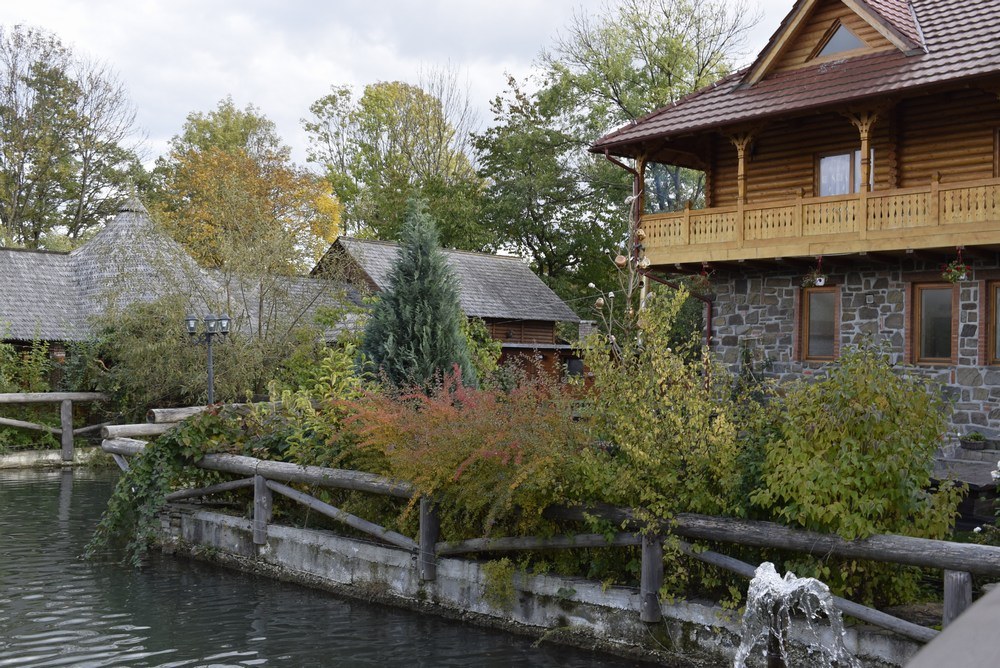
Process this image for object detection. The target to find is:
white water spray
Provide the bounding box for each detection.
[733,562,860,668]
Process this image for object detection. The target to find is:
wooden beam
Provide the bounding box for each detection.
[102,423,175,439]
[544,505,1000,576]
[166,477,254,502]
[266,480,417,551]
[419,498,440,581]
[102,439,415,499]
[0,392,105,404]
[674,539,938,643]
[436,532,640,557]
[943,570,973,627]
[60,399,73,462]
[0,416,61,435]
[640,534,664,623]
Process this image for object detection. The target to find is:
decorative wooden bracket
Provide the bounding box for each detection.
[728,131,757,204]
[844,109,882,193]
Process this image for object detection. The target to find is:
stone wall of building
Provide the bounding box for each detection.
[707,262,1000,436]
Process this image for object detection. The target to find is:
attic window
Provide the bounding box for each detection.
[813,22,865,59]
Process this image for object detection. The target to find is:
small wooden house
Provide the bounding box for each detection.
[315,237,582,375]
[593,0,1000,434]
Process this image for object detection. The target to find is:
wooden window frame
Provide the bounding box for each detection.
[800,286,839,362]
[808,20,868,62]
[815,149,874,197]
[988,281,1000,365]
[911,282,958,365]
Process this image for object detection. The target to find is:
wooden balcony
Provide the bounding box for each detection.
[641,177,1000,266]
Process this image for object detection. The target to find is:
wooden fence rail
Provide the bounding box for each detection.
[0,392,107,461]
[102,432,1000,644]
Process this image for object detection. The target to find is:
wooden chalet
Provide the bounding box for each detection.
[315,237,583,375]
[594,0,1000,434]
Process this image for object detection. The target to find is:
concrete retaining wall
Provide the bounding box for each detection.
[160,505,921,667]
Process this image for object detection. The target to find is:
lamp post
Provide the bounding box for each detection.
[185,313,230,404]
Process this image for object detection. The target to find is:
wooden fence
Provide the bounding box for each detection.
[101,407,1000,646]
[0,392,108,461]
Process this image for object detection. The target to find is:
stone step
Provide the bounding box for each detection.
[951,447,1000,463]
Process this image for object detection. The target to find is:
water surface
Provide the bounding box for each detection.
[0,470,644,667]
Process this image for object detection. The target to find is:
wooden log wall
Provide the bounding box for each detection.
[897,88,999,187]
[707,88,999,208]
[486,319,557,345]
[710,113,891,206]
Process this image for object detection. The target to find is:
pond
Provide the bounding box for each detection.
[0,469,648,667]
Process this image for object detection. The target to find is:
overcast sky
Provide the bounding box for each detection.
[5,0,791,166]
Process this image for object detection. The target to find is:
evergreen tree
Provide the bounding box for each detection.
[360,200,476,389]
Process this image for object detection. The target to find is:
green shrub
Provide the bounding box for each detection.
[341,368,588,539]
[751,344,964,603]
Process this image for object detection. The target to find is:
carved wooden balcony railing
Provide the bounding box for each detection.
[641,175,1000,265]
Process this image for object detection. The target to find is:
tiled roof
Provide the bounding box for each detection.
[862,0,923,47]
[332,238,580,323]
[0,199,352,342]
[593,0,998,155]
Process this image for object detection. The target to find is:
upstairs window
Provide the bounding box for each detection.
[815,23,866,59]
[818,149,873,196]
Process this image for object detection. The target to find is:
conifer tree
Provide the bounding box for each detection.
[360,199,476,388]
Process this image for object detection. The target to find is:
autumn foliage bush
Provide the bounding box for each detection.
[340,367,588,539]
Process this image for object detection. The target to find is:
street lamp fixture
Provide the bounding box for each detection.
[185,313,231,404]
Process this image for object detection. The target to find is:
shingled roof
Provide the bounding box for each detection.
[593,0,999,157]
[327,237,580,323]
[0,199,353,342]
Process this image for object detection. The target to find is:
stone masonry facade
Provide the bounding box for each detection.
[707,261,1000,437]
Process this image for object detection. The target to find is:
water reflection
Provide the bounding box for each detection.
[0,470,644,667]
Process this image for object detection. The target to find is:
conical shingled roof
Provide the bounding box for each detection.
[70,197,214,314]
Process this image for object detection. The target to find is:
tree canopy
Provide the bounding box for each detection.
[149,96,340,272]
[473,0,756,312]
[0,24,141,249]
[303,72,486,249]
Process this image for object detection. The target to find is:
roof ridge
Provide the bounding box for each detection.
[340,236,526,262]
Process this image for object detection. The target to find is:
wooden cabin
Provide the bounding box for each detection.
[315,238,583,376]
[593,0,1000,433]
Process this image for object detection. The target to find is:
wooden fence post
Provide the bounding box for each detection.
[419,497,440,581]
[253,474,272,545]
[943,570,972,627]
[640,533,663,623]
[60,399,73,462]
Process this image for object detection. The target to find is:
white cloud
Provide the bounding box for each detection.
[5,0,791,165]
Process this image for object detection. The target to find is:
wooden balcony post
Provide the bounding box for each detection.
[930,171,941,226]
[793,188,804,237]
[683,200,692,245]
[730,132,754,248]
[847,110,879,240]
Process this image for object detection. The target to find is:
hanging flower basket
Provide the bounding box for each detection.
[688,272,713,293]
[941,260,971,283]
[802,270,827,288]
